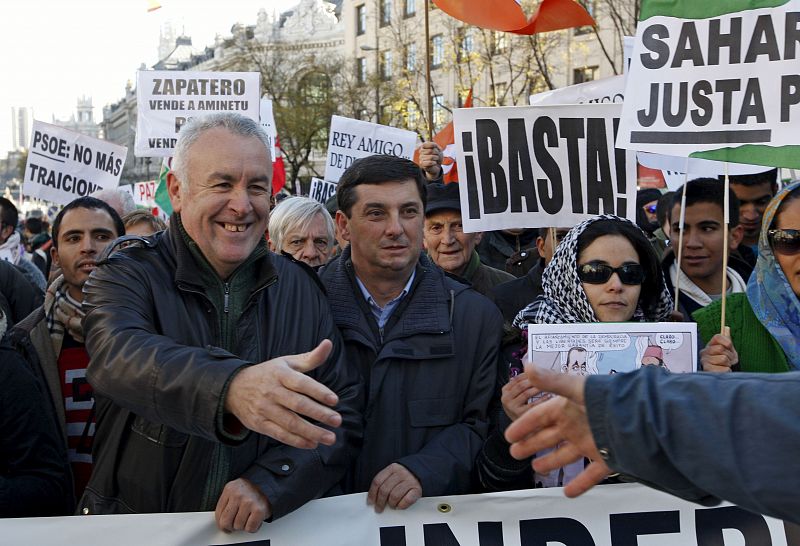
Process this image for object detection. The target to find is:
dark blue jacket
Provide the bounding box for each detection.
[320,248,504,496]
[587,367,800,524]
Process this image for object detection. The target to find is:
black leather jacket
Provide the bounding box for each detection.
[79,226,363,518]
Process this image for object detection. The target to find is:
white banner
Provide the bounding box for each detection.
[309,177,337,204]
[529,75,625,106]
[453,104,637,232]
[1,485,794,545]
[135,71,261,157]
[23,121,127,206]
[259,96,277,152]
[617,1,800,157]
[324,115,418,183]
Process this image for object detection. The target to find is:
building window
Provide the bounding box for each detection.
[431,34,444,68]
[406,101,419,128]
[491,82,508,106]
[457,28,473,62]
[299,72,331,105]
[357,57,367,84]
[433,94,446,131]
[356,4,366,35]
[404,43,416,72]
[493,31,508,53]
[574,0,596,35]
[380,0,392,26]
[404,0,415,17]
[380,50,393,80]
[573,65,598,84]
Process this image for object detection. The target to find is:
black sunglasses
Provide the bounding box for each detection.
[577,262,646,285]
[768,229,800,255]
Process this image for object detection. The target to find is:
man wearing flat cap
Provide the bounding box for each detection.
[423,183,514,296]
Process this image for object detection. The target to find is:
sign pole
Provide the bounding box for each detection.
[720,162,730,334]
[673,158,690,313]
[424,0,434,141]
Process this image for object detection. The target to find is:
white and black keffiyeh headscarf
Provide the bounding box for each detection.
[513,214,673,327]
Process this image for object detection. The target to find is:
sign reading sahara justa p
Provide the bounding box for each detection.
[453,104,637,233]
[135,71,260,157]
[23,121,127,206]
[324,116,418,183]
[617,0,800,168]
[309,177,337,204]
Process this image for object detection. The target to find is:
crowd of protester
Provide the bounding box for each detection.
[0,113,797,530]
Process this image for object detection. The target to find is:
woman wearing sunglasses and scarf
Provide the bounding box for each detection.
[476,215,673,491]
[695,180,800,374]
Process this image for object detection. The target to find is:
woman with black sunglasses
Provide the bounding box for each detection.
[695,180,800,374]
[476,215,673,491]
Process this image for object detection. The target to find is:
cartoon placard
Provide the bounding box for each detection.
[527,322,697,375]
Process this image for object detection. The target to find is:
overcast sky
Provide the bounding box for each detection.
[0,0,297,155]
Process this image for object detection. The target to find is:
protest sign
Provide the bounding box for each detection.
[23,121,127,206]
[259,96,277,152]
[309,177,337,204]
[529,75,625,106]
[135,71,260,157]
[453,103,637,232]
[324,116,418,183]
[617,0,800,169]
[120,180,168,220]
[1,485,793,545]
[528,322,698,375]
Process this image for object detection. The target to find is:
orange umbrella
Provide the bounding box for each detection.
[433,0,595,34]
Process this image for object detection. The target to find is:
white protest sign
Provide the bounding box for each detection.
[623,35,635,73]
[0,486,793,545]
[23,121,127,206]
[453,103,637,232]
[259,96,277,151]
[528,321,698,374]
[135,71,260,157]
[309,177,337,204]
[617,1,800,167]
[529,75,626,106]
[120,181,169,220]
[324,115,418,183]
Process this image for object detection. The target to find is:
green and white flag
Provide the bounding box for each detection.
[153,157,173,216]
[617,0,800,169]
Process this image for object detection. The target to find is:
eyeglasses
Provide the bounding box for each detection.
[643,204,657,214]
[768,229,800,255]
[577,262,646,285]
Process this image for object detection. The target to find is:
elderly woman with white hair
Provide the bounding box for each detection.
[268,196,336,268]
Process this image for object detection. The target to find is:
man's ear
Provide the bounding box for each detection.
[335,210,351,242]
[50,245,61,269]
[473,231,483,245]
[730,224,744,250]
[535,236,546,257]
[166,171,184,214]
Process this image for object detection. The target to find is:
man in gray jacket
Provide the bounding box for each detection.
[320,155,503,512]
[505,365,800,525]
[81,113,361,533]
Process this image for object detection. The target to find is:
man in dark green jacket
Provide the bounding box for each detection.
[81,113,362,533]
[422,182,514,297]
